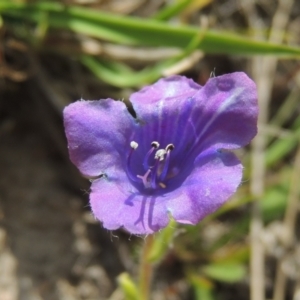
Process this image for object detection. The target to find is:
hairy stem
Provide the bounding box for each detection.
[139,235,154,300]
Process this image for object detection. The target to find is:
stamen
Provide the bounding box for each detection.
[159,182,166,189]
[166,144,175,151]
[155,149,166,161]
[130,141,138,150]
[127,140,176,190]
[151,160,160,189]
[159,144,175,181]
[150,148,167,189]
[143,141,159,170]
[126,141,140,183]
[151,141,160,148]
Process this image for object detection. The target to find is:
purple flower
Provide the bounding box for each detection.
[63,72,258,234]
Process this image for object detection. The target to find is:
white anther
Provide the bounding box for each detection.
[155,149,166,161]
[151,141,160,148]
[130,141,138,150]
[165,144,175,151]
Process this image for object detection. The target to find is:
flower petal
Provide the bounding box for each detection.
[130,75,201,108]
[165,150,242,224]
[63,99,135,177]
[90,149,242,233]
[129,75,202,151]
[187,72,258,152]
[129,73,257,160]
[90,171,170,234]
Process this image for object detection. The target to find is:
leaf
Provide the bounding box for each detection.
[81,55,169,87]
[189,275,216,300]
[81,31,204,87]
[153,0,192,21]
[1,1,300,57]
[261,186,288,222]
[201,262,246,283]
[266,123,300,168]
[117,273,139,300]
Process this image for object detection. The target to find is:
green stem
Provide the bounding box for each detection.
[139,235,154,300]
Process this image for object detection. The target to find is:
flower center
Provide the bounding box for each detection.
[126,141,175,190]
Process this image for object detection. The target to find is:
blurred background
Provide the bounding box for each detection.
[0,0,300,299]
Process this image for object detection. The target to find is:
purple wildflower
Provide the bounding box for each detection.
[63,73,258,234]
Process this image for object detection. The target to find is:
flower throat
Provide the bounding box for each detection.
[126,141,175,190]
